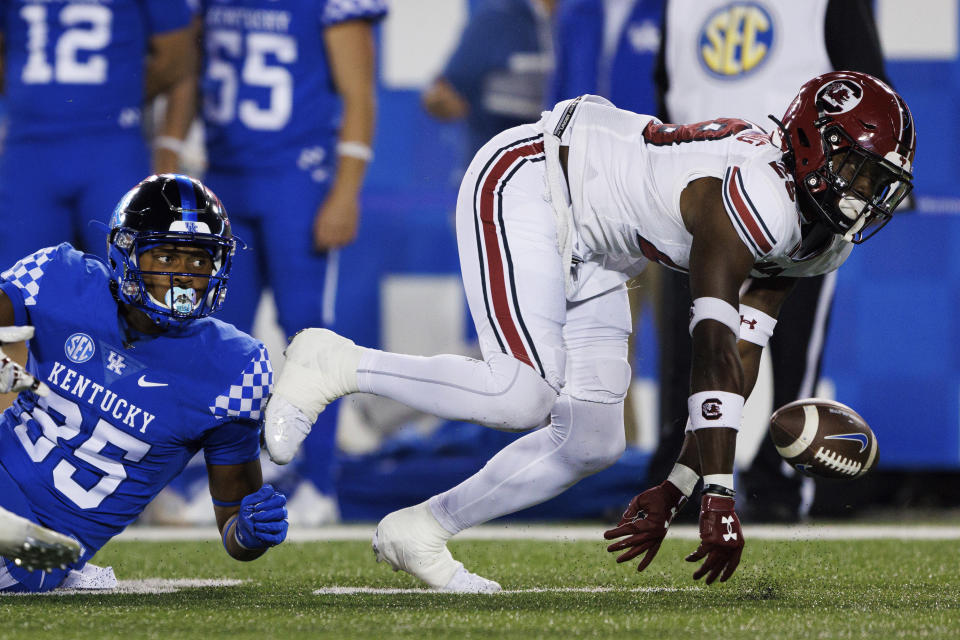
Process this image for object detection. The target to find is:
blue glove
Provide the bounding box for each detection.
[233,484,288,550]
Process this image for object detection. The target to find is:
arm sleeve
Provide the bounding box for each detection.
[204,343,272,464]
[321,0,388,28]
[201,420,261,466]
[721,163,790,260]
[549,0,604,104]
[209,344,273,423]
[144,0,193,35]
[0,245,63,324]
[824,0,889,82]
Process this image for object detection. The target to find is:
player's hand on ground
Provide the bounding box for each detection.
[313,192,359,250]
[603,480,688,572]
[234,484,289,549]
[685,493,744,584]
[0,326,49,396]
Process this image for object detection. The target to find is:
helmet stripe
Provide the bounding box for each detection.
[174,174,199,221]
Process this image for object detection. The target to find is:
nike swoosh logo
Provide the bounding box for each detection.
[824,433,869,453]
[137,375,168,388]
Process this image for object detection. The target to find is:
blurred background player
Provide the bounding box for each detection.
[0,174,287,592]
[645,0,895,523]
[421,0,555,170]
[157,0,388,522]
[550,0,663,446]
[550,0,661,113]
[0,0,196,410]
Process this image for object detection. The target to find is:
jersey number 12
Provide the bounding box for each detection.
[19,4,112,85]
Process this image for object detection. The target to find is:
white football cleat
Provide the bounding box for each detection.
[264,329,362,464]
[372,502,501,593]
[0,506,81,572]
[442,565,503,594]
[263,395,314,465]
[58,563,117,590]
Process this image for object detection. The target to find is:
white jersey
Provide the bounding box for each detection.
[540,96,851,282]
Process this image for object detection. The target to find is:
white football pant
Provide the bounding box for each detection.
[357,125,633,531]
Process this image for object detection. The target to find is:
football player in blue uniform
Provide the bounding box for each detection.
[160,0,388,513]
[0,0,196,260]
[0,174,288,592]
[0,0,197,398]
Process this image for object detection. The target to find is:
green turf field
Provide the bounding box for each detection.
[3,535,960,639]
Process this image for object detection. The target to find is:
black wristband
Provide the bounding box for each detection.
[702,483,736,498]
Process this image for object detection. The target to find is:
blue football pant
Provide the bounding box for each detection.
[0,461,69,592]
[0,133,150,268]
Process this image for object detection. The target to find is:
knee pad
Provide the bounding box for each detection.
[551,395,626,475]
[479,354,557,431]
[565,356,631,404]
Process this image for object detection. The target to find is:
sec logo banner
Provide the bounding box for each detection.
[698,2,776,79]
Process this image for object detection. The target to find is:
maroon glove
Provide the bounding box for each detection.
[603,481,688,572]
[685,494,744,584]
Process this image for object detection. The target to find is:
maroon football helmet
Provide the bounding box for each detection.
[773,71,916,243]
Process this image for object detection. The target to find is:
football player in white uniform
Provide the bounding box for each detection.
[264,71,915,590]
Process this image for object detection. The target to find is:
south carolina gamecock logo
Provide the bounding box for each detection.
[701,398,723,420]
[816,79,863,115]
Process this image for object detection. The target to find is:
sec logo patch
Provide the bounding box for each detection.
[65,332,96,363]
[698,3,776,79]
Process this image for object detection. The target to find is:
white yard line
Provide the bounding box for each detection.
[116,523,960,542]
[1,579,246,596]
[313,586,700,595]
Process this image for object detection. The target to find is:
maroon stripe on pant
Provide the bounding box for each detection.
[477,139,545,370]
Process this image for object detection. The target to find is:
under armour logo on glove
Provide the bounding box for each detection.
[721,515,738,541]
[685,494,744,584]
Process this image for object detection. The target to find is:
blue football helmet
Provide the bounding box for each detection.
[107,174,238,328]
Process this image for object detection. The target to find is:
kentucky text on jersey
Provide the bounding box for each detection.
[206,6,292,32]
[45,362,156,434]
[200,0,388,171]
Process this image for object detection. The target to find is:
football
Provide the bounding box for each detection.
[769,398,878,479]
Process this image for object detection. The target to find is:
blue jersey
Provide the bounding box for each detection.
[0,244,272,563]
[200,0,387,172]
[0,0,192,141]
[550,0,662,115]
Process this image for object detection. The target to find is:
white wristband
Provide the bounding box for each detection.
[336,141,374,162]
[738,304,777,347]
[154,136,185,155]
[667,463,699,497]
[689,297,740,336]
[688,390,744,431]
[703,473,735,492]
